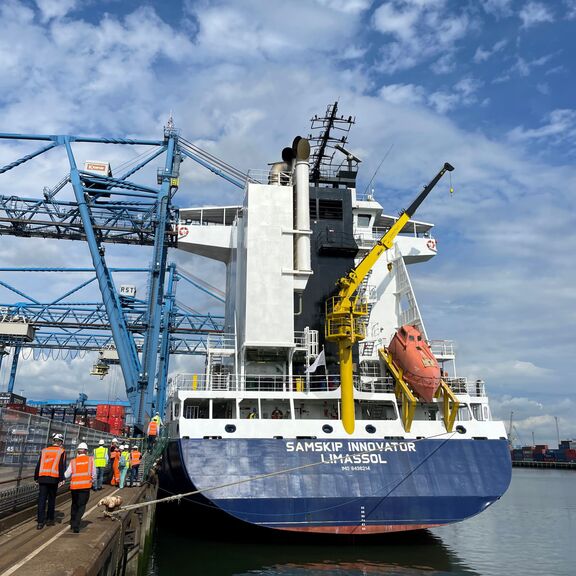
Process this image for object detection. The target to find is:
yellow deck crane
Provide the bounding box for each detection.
[325,162,454,434]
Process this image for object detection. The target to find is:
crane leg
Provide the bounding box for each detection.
[339,342,355,434]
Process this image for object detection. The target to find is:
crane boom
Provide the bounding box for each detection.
[325,162,454,434]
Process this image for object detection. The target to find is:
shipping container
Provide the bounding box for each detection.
[6,403,38,414]
[85,418,109,432]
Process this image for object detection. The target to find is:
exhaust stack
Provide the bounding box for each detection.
[292,137,312,291]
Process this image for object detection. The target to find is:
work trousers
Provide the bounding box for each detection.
[129,465,140,486]
[95,467,105,490]
[119,467,129,489]
[70,489,91,531]
[37,482,58,524]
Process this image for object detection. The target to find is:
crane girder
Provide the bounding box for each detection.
[0,194,178,246]
[0,128,245,428]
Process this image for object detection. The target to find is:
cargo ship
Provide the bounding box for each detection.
[162,104,512,534]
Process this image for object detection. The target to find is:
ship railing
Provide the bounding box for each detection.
[294,329,320,355]
[172,373,340,393]
[430,340,455,357]
[172,373,402,394]
[355,227,436,249]
[178,206,241,227]
[443,377,486,397]
[0,408,118,518]
[207,333,236,350]
[246,169,293,186]
[356,377,395,393]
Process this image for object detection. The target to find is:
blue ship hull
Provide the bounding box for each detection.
[162,437,512,534]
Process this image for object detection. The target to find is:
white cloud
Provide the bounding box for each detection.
[372,0,470,72]
[566,0,576,19]
[378,83,425,105]
[473,39,507,63]
[494,52,560,82]
[519,1,554,28]
[315,0,373,14]
[183,0,366,63]
[34,0,78,22]
[480,0,514,18]
[507,109,576,143]
[427,76,483,113]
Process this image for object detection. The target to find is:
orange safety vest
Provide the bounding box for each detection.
[70,454,94,490]
[39,446,65,478]
[147,420,158,436]
[130,450,141,466]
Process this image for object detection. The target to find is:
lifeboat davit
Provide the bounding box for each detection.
[387,325,441,402]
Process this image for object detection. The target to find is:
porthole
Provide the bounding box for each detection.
[365,425,376,434]
[322,425,333,434]
[224,424,236,433]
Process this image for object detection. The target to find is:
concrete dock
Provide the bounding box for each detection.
[0,478,157,576]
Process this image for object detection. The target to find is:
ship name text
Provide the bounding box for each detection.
[285,441,416,453]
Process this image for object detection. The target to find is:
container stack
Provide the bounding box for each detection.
[96,404,126,437]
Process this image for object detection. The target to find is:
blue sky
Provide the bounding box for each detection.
[0,0,575,446]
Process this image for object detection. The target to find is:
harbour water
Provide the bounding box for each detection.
[148,468,575,575]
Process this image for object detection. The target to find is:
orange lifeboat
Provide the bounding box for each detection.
[387,325,440,402]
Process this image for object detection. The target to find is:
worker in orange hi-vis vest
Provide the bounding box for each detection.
[34,433,67,530]
[109,443,121,486]
[129,445,142,487]
[64,442,96,533]
[146,416,159,451]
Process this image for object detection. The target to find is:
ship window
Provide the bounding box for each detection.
[471,403,483,421]
[417,336,422,341]
[294,399,338,420]
[224,424,236,433]
[357,214,371,227]
[262,400,290,420]
[174,402,180,418]
[322,425,333,434]
[213,400,235,419]
[183,399,209,419]
[409,336,415,341]
[365,425,376,434]
[457,404,471,421]
[359,401,398,421]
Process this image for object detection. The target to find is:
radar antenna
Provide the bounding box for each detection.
[308,102,356,184]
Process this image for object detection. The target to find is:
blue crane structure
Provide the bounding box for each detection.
[0,122,242,431]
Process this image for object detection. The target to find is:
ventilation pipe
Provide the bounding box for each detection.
[292,136,311,284]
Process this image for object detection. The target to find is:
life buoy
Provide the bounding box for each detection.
[426,239,436,250]
[178,226,189,239]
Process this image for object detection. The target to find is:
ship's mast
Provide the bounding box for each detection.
[308,102,356,185]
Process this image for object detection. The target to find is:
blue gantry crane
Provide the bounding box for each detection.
[0,121,242,431]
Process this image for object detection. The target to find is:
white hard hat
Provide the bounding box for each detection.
[98,439,105,445]
[77,442,88,450]
[132,445,138,449]
[52,433,64,442]
[112,438,118,443]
